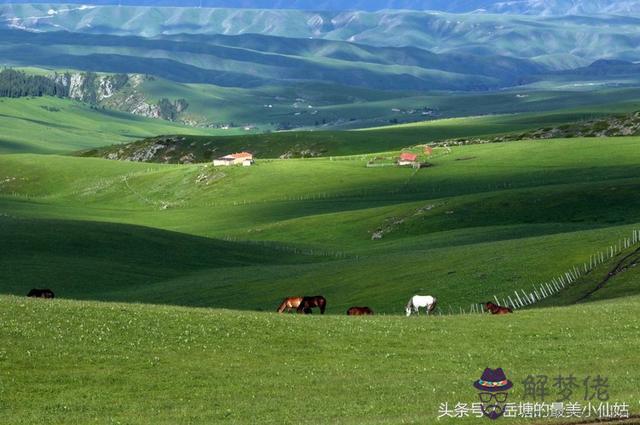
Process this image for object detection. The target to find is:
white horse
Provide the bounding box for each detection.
[405,295,437,316]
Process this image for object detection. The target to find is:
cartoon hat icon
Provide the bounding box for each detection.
[474,368,513,392]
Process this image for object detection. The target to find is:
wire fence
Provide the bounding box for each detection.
[439,228,640,315]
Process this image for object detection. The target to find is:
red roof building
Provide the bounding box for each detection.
[399,153,418,162]
[229,152,253,160]
[213,151,254,166]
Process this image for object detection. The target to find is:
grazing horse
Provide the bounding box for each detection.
[277,297,304,313]
[484,302,512,315]
[405,295,437,316]
[27,289,55,299]
[296,296,327,315]
[347,306,374,316]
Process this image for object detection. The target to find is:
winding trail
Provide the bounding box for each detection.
[577,246,640,302]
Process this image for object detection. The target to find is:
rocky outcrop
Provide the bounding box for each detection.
[97,136,211,164]
[50,71,189,122]
[53,72,128,103]
[429,111,640,148]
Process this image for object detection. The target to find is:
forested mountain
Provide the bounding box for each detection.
[0,68,67,97]
[0,69,189,121]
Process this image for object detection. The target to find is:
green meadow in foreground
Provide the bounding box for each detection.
[1,295,638,425]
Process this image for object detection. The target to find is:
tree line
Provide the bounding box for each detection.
[0,69,69,98]
[0,68,189,121]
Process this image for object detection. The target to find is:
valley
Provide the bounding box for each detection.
[1,2,639,424]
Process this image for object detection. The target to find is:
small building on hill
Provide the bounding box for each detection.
[397,152,418,166]
[213,152,254,167]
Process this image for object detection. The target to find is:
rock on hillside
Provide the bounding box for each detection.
[430,111,640,147]
[52,71,189,123]
[79,133,328,163]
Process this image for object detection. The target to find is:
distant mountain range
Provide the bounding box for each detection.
[3,4,640,68]
[2,2,640,133]
[2,2,640,115]
[0,28,543,91]
[3,0,640,15]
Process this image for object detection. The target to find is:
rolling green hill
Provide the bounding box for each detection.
[0,96,234,154]
[2,4,639,424]
[15,68,640,141]
[2,86,640,423]
[10,76,640,156]
[0,216,317,303]
[85,99,640,161]
[3,136,640,313]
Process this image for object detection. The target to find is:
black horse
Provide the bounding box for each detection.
[27,289,55,299]
[296,296,327,314]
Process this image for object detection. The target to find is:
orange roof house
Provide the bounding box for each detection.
[213,152,254,166]
[399,153,418,162]
[228,152,253,160]
[397,152,419,167]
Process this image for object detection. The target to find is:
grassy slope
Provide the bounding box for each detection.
[2,137,640,312]
[84,108,621,160]
[8,65,640,151]
[5,69,640,157]
[1,294,638,424]
[0,97,231,154]
[140,80,640,130]
[533,242,640,308]
[0,216,315,300]
[87,94,640,161]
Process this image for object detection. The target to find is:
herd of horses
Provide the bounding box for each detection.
[25,288,512,316]
[277,294,513,316]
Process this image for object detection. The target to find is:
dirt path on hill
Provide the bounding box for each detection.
[576,246,640,302]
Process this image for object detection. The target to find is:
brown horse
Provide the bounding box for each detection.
[296,296,327,314]
[27,289,55,299]
[484,302,512,315]
[277,297,304,313]
[347,307,374,316]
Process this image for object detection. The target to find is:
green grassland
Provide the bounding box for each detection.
[0,96,232,154]
[1,294,638,424]
[2,6,640,423]
[139,81,640,131]
[6,65,640,157]
[2,92,640,423]
[3,136,640,313]
[12,66,640,141]
[86,102,640,161]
